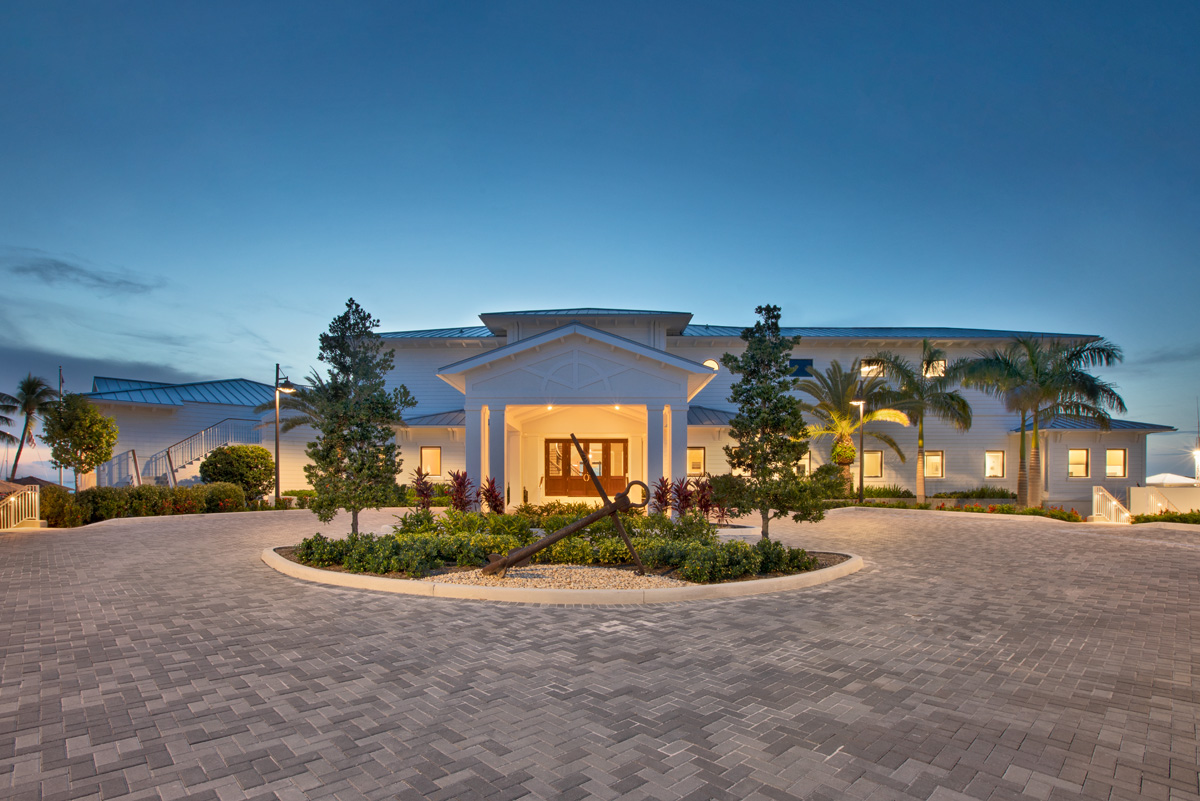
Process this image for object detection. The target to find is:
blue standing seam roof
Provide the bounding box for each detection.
[1010,418,1176,432]
[406,406,736,427]
[480,308,690,317]
[85,378,275,407]
[380,324,1097,340]
[91,377,175,393]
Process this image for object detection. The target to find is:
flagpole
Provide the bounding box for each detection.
[58,366,64,487]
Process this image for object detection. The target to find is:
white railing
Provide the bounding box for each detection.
[1146,487,1179,515]
[1092,486,1131,524]
[0,486,40,529]
[141,418,261,487]
[92,450,142,488]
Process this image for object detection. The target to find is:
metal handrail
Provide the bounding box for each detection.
[1146,487,1179,515]
[1092,485,1131,524]
[1,486,40,529]
[91,450,142,488]
[141,418,261,486]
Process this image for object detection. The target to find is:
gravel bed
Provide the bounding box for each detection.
[419,564,693,589]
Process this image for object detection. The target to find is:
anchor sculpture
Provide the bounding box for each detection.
[482,433,649,577]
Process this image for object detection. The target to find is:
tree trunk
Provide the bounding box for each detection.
[1016,417,1028,508]
[915,418,925,505]
[351,509,359,535]
[9,416,32,480]
[760,509,770,540]
[1028,417,1042,509]
[916,448,925,505]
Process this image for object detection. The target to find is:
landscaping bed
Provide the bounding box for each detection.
[290,506,834,585]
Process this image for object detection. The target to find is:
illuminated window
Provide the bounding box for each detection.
[863,450,883,479]
[860,359,883,377]
[687,447,706,476]
[1106,449,1126,478]
[1068,449,1090,478]
[796,452,811,476]
[420,446,442,477]
[985,451,1005,478]
[789,358,814,377]
[924,451,944,478]
[702,359,720,372]
[923,360,946,378]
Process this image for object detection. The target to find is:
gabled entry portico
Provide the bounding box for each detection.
[437,322,716,507]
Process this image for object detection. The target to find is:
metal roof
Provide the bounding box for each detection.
[86,378,275,407]
[91,376,174,393]
[688,406,735,426]
[481,308,690,317]
[1010,417,1176,433]
[406,410,468,426]
[405,406,736,427]
[380,326,495,339]
[681,325,1096,340]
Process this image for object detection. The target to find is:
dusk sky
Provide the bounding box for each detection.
[2,1,1197,477]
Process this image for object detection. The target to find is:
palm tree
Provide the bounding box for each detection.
[252,371,324,433]
[871,340,973,504]
[797,359,910,489]
[0,393,19,447]
[965,337,1125,508]
[6,374,60,480]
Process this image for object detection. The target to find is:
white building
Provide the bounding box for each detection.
[86,307,1172,507]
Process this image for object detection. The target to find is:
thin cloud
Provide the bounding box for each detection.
[2,251,163,294]
[1135,343,1200,367]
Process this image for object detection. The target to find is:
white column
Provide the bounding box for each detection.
[669,405,688,484]
[464,403,484,487]
[488,404,506,499]
[646,404,665,489]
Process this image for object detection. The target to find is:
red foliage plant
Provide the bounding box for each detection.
[446,470,477,512]
[479,476,504,514]
[650,477,672,515]
[671,477,694,515]
[411,468,435,510]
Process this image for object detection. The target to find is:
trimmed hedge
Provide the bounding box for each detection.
[292,509,820,583]
[825,498,1081,522]
[39,482,250,527]
[1132,510,1200,525]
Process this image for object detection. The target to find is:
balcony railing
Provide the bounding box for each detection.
[141,418,261,487]
[0,486,40,529]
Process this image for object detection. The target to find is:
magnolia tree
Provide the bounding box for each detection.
[305,299,417,534]
[39,394,119,491]
[719,305,843,538]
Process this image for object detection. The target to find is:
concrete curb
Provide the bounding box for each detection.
[261,548,863,605]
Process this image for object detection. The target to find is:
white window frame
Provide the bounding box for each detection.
[420,446,442,477]
[1068,449,1090,478]
[863,450,883,479]
[1105,449,1127,478]
[922,360,947,378]
[686,447,706,477]
[796,452,811,476]
[984,450,1005,479]
[924,450,945,478]
[860,359,883,377]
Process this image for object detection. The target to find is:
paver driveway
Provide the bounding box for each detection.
[2,508,1198,801]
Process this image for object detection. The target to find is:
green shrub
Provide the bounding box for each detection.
[75,486,128,523]
[40,485,84,528]
[203,482,246,513]
[294,533,346,566]
[169,486,207,515]
[395,508,437,534]
[1133,510,1200,525]
[860,484,915,498]
[127,485,172,517]
[679,540,762,583]
[199,445,275,500]
[931,486,1017,499]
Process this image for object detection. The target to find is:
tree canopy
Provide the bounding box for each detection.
[39,394,119,491]
[304,298,417,533]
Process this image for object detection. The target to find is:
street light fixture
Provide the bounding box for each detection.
[274,363,296,506]
[851,399,865,504]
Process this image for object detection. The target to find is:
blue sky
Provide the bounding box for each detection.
[2,1,1197,477]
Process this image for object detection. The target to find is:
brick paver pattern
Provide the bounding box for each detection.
[2,507,1198,801]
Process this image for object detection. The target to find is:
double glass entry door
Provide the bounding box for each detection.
[544,439,628,497]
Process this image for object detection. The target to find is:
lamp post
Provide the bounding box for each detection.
[851,399,865,504]
[274,364,296,506]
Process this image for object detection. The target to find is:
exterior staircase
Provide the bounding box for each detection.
[0,486,42,530]
[141,418,262,487]
[1089,485,1131,524]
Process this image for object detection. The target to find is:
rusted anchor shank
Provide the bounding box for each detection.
[482,433,649,577]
